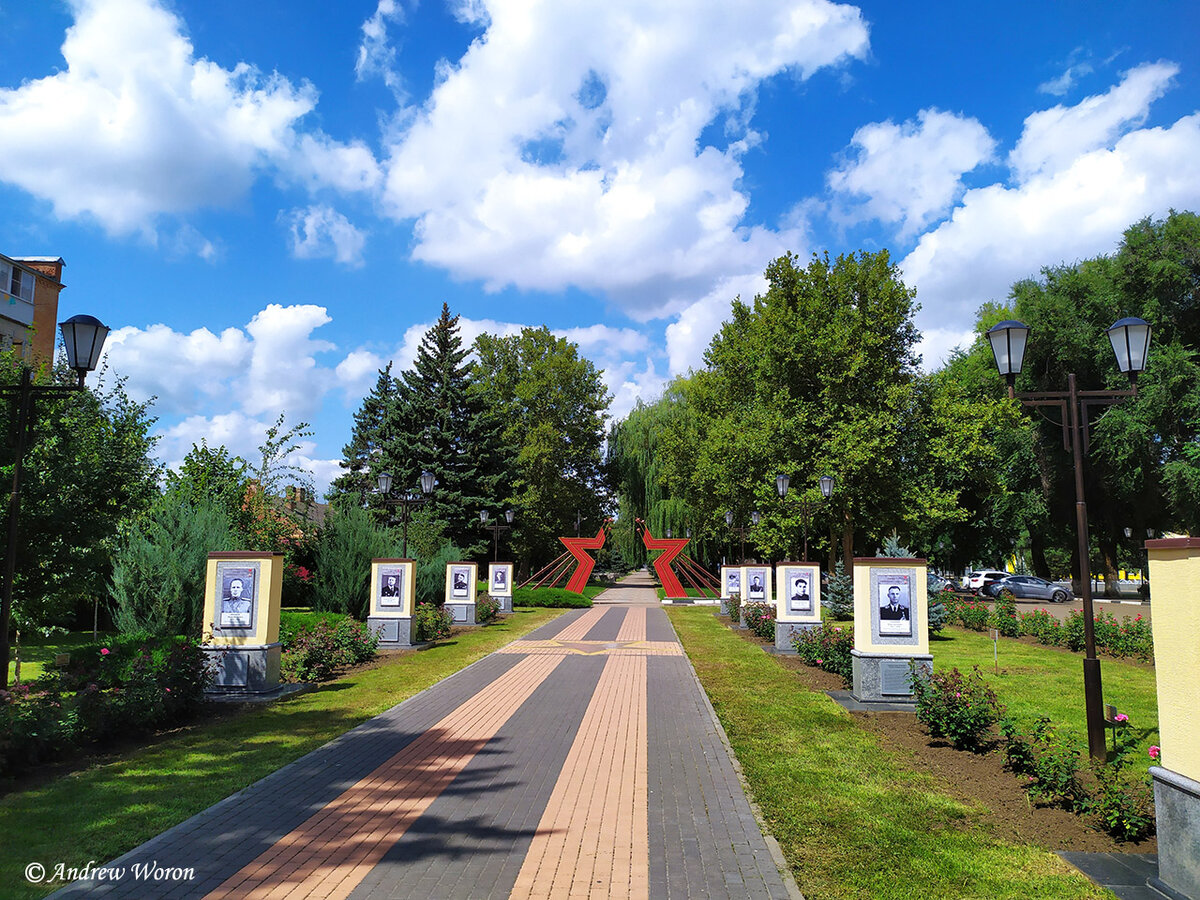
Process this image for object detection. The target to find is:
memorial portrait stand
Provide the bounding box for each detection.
[1145,538,1200,900]
[202,552,284,695]
[488,563,514,614]
[444,561,479,624]
[719,565,740,617]
[850,557,932,703]
[774,562,821,651]
[368,558,418,648]
[739,564,772,628]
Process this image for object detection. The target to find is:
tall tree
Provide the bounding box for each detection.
[390,304,501,556]
[473,326,610,571]
[0,356,160,631]
[329,363,399,503]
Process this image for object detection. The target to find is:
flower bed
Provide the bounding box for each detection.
[280,616,378,683]
[790,622,853,685]
[1018,608,1153,661]
[0,635,211,776]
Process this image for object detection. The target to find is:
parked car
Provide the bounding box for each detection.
[983,574,1071,603]
[962,570,1009,592]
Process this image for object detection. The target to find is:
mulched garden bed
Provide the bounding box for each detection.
[722,616,1157,856]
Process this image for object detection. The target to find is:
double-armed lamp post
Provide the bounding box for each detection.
[987,315,1151,762]
[774,472,834,560]
[1,315,111,689]
[480,508,514,561]
[377,470,435,559]
[725,509,760,564]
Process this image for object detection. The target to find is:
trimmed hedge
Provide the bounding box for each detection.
[513,587,593,608]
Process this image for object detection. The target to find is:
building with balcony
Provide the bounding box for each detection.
[0,254,66,365]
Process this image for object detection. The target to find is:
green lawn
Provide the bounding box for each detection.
[668,607,1110,900]
[6,631,111,684]
[0,607,563,899]
[654,585,718,601]
[931,626,1159,761]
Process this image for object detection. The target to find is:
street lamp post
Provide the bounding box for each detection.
[726,510,759,564]
[1,315,111,689]
[480,508,515,562]
[378,470,435,559]
[987,315,1151,762]
[775,472,834,561]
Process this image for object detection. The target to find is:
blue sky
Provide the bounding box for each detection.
[1,0,1197,495]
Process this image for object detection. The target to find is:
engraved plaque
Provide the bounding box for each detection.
[880,659,914,695]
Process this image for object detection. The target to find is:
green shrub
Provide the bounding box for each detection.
[741,602,775,640]
[279,618,378,683]
[1062,609,1088,652]
[1018,608,1056,640]
[1001,716,1087,810]
[726,592,741,623]
[314,505,401,617]
[1084,764,1156,841]
[910,665,1004,751]
[110,492,233,638]
[791,622,853,685]
[948,596,989,631]
[0,636,211,776]
[513,587,593,609]
[279,609,360,649]
[476,596,501,623]
[415,602,453,642]
[989,592,1019,637]
[416,542,467,607]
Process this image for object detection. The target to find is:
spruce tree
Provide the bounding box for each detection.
[330,363,400,504]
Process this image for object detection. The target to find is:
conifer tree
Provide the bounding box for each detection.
[330,363,400,503]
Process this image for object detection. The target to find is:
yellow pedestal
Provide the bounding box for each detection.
[1146,538,1200,783]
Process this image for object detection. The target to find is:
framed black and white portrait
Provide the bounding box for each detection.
[745,566,769,602]
[488,563,513,598]
[378,567,405,609]
[451,565,471,598]
[217,562,257,629]
[779,564,819,616]
[722,567,741,598]
[877,574,912,636]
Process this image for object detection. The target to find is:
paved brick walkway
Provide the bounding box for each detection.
[52,574,795,899]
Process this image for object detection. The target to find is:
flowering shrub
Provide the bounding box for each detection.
[1000,716,1087,810]
[725,592,741,624]
[1084,764,1156,842]
[0,635,211,776]
[280,618,378,683]
[1017,608,1152,660]
[910,665,1004,751]
[415,602,453,642]
[791,622,853,685]
[476,596,501,623]
[989,593,1020,637]
[741,602,776,641]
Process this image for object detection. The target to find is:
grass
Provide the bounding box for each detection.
[654,586,718,602]
[931,626,1159,761]
[667,607,1109,900]
[6,631,112,684]
[511,583,607,607]
[0,607,563,899]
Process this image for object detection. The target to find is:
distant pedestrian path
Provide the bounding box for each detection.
[52,573,792,899]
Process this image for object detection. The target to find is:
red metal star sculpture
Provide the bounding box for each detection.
[560,523,608,594]
[637,519,689,598]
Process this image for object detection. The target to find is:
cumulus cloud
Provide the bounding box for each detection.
[285,205,368,266]
[1010,61,1179,181]
[903,108,1200,322]
[828,108,996,235]
[0,0,378,237]
[380,0,868,317]
[663,272,769,376]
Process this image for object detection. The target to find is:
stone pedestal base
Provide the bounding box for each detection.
[737,607,749,629]
[1150,766,1200,900]
[774,621,819,651]
[495,595,513,614]
[851,649,932,704]
[368,616,417,648]
[446,601,477,625]
[203,643,281,694]
[719,599,731,616]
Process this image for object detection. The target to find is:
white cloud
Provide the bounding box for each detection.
[355,0,407,99]
[903,110,1200,322]
[663,272,769,376]
[828,108,996,235]
[1010,61,1178,181]
[0,0,379,235]
[914,323,977,372]
[1038,62,1093,97]
[381,0,867,318]
[240,304,337,418]
[606,358,669,422]
[555,324,650,357]
[285,205,368,266]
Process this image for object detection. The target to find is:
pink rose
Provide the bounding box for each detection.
[1115,713,1128,723]
[1149,745,1161,760]
[100,648,110,656]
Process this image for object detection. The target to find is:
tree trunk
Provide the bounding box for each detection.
[1029,531,1052,580]
[1099,534,1121,597]
[842,509,854,585]
[828,523,838,573]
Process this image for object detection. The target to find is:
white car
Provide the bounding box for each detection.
[962,570,1009,592]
